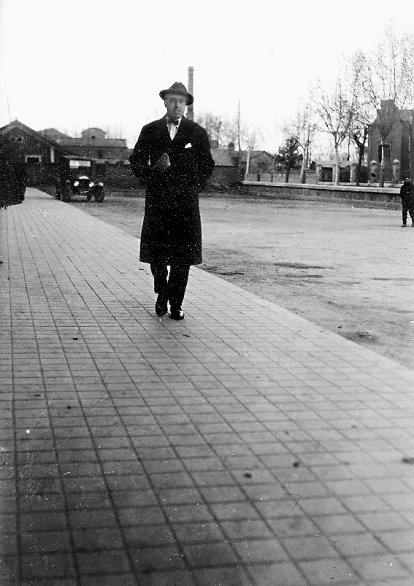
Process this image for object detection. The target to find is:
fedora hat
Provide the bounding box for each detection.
[159,82,193,105]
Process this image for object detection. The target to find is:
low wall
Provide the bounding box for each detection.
[105,166,140,189]
[246,171,318,184]
[240,181,402,206]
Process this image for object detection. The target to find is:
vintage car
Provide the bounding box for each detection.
[56,156,105,202]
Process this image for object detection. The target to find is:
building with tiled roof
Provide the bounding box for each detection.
[238,150,275,174]
[0,120,78,185]
[209,147,240,186]
[39,126,129,162]
[40,128,72,141]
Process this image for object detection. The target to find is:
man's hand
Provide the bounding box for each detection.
[152,153,171,172]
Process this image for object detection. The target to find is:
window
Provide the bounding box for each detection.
[25,155,41,164]
[378,144,390,164]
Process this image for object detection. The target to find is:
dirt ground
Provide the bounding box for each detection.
[66,191,414,371]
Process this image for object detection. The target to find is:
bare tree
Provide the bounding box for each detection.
[196,112,224,145]
[347,52,375,185]
[243,127,259,151]
[196,110,259,153]
[311,62,358,185]
[222,117,258,151]
[311,86,348,184]
[294,100,318,183]
[358,26,414,185]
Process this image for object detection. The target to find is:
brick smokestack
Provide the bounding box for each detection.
[187,66,194,121]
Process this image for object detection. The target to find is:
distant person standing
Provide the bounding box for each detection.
[129,82,214,320]
[399,177,414,227]
[0,139,26,209]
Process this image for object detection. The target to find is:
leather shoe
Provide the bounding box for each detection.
[170,308,185,320]
[155,294,168,316]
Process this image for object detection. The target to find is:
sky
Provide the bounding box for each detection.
[1,0,414,151]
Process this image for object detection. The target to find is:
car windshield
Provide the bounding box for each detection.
[69,160,91,170]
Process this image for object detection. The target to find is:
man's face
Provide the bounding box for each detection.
[164,93,187,121]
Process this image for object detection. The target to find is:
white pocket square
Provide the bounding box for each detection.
[184,143,192,149]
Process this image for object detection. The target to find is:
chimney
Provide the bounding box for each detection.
[187,66,194,121]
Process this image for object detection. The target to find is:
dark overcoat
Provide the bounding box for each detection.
[0,151,25,210]
[400,181,414,205]
[129,116,215,265]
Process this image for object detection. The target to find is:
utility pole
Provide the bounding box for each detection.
[237,100,241,152]
[238,100,247,179]
[244,150,251,181]
[187,66,194,121]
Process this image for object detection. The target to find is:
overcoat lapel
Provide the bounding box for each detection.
[156,117,170,142]
[175,116,190,141]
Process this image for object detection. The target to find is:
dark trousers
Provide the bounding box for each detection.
[402,202,414,224]
[150,263,190,309]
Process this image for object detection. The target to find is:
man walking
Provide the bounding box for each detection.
[399,177,414,227]
[130,82,214,319]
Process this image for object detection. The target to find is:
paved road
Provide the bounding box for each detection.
[1,189,414,585]
[65,193,414,368]
[199,197,414,369]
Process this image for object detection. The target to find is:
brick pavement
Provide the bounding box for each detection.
[1,188,414,585]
